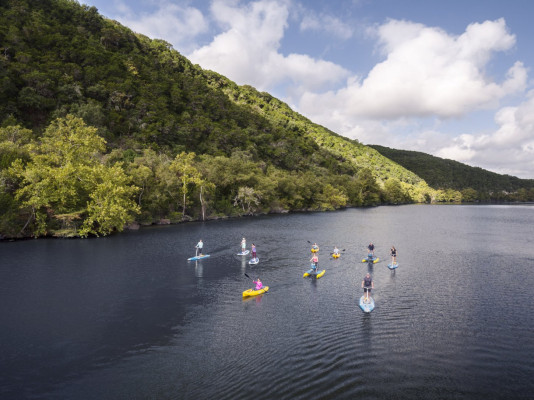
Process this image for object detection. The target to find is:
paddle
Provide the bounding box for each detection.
[330,249,345,255]
[244,273,266,292]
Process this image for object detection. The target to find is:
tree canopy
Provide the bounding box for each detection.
[0,0,532,238]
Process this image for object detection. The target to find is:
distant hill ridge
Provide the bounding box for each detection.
[369,145,534,194]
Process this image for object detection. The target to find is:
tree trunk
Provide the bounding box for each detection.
[200,186,205,221]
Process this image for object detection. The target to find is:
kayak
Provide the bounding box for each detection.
[359,296,375,313]
[388,263,399,270]
[311,248,319,253]
[303,269,325,278]
[248,257,259,265]
[237,250,250,256]
[362,255,379,263]
[332,253,340,259]
[243,286,269,297]
[188,254,210,261]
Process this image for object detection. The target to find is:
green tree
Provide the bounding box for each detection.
[80,164,140,236]
[356,168,381,206]
[169,151,203,220]
[383,178,406,204]
[234,186,261,215]
[11,115,139,237]
[460,187,478,202]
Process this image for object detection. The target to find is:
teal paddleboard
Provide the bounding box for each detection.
[188,254,210,261]
[359,296,375,313]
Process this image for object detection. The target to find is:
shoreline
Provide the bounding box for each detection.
[2,201,533,242]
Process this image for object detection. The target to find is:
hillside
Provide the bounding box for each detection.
[369,145,534,201]
[0,0,530,238]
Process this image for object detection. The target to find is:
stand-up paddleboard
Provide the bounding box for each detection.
[188,254,210,261]
[387,263,398,270]
[237,250,250,256]
[359,296,375,313]
[303,269,325,278]
[248,257,259,265]
[362,254,379,263]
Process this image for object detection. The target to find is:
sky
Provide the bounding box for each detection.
[79,0,534,179]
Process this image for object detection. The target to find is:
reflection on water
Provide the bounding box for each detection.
[1,205,533,399]
[194,260,203,278]
[240,254,247,274]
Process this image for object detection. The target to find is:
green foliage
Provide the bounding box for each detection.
[0,0,532,238]
[10,115,139,237]
[80,164,140,237]
[371,145,534,201]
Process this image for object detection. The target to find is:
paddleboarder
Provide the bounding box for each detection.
[251,243,257,261]
[368,242,375,256]
[361,273,374,303]
[310,253,319,273]
[195,239,203,257]
[241,237,246,254]
[390,245,397,266]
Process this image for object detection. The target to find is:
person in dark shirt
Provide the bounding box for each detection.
[361,273,374,303]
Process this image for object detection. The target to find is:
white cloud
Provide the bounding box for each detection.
[188,0,350,94]
[105,1,208,53]
[435,91,534,178]
[299,18,526,123]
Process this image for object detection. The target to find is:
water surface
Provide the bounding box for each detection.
[1,205,533,399]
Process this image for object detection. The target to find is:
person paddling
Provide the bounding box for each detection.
[361,273,374,303]
[333,246,340,255]
[195,239,203,257]
[310,253,319,273]
[251,243,257,261]
[368,242,375,257]
[390,245,397,266]
[253,277,263,290]
[241,237,246,254]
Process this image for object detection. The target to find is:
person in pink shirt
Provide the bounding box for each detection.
[253,278,263,290]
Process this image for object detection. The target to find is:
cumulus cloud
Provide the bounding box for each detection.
[188,0,350,94]
[105,1,208,53]
[299,18,527,123]
[436,91,534,178]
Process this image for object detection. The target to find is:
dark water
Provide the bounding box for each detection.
[1,205,533,400]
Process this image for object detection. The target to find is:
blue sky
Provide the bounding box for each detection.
[80,0,534,179]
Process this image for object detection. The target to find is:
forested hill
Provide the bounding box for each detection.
[0,1,530,239]
[369,145,534,200]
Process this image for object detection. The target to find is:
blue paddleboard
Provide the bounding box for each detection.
[248,257,259,265]
[237,250,250,256]
[388,263,398,270]
[188,254,210,261]
[359,296,375,313]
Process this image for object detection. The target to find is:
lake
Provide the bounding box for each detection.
[1,205,533,399]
